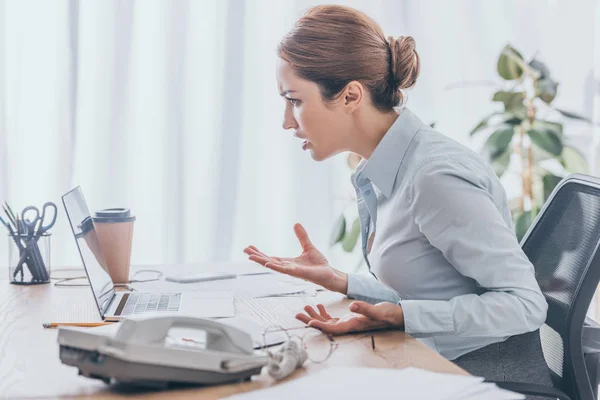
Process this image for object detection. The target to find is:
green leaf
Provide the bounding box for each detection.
[482,125,515,159]
[532,120,563,137]
[527,129,563,156]
[493,91,526,111]
[490,147,511,178]
[503,114,523,126]
[341,218,361,252]
[470,112,501,136]
[555,108,593,124]
[531,145,555,164]
[528,59,550,79]
[561,146,589,174]
[329,215,346,246]
[514,210,533,242]
[542,173,563,202]
[508,104,528,120]
[497,45,524,80]
[534,79,558,104]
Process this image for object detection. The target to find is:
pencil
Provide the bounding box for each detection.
[42,322,116,328]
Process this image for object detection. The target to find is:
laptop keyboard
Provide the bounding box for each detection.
[118,293,181,316]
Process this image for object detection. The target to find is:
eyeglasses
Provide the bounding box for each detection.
[261,325,338,363]
[260,325,375,364]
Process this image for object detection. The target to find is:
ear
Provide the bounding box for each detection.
[342,81,364,113]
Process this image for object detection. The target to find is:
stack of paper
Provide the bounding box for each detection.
[225,367,524,400]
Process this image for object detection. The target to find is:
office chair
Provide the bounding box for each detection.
[491,174,600,400]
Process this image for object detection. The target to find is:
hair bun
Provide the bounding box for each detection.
[388,36,420,91]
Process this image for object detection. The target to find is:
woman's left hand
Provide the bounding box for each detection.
[295,301,405,334]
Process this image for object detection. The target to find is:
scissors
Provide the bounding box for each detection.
[21,202,58,242]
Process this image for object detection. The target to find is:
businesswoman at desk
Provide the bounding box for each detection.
[244,4,551,392]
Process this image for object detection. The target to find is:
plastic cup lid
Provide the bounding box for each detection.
[92,208,136,223]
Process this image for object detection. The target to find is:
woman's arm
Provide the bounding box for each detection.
[400,159,548,338]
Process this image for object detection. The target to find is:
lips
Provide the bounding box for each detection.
[294,131,311,150]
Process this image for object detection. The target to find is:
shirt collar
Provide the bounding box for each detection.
[354,107,423,198]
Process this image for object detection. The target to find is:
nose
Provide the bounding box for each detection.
[282,105,298,131]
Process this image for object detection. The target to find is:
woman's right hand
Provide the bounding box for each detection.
[243,223,348,294]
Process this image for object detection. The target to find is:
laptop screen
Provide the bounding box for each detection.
[62,187,115,316]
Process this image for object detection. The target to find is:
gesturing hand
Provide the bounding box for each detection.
[295,302,405,335]
[243,223,348,294]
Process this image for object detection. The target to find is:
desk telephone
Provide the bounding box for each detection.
[57,315,269,388]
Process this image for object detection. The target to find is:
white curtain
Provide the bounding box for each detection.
[1,0,599,272]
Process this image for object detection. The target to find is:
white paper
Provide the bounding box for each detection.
[179,290,235,318]
[137,261,274,277]
[220,315,288,349]
[234,297,307,329]
[453,383,525,400]
[224,367,523,400]
[132,273,318,299]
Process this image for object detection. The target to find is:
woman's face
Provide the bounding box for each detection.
[276,59,350,161]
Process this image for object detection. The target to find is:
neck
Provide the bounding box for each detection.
[348,109,399,160]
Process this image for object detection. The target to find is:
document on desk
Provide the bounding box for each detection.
[225,367,524,400]
[132,273,321,299]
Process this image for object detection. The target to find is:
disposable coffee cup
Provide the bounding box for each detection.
[78,216,109,274]
[92,208,136,283]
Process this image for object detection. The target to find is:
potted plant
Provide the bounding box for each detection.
[470,44,595,239]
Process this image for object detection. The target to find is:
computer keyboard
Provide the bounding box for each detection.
[119,293,181,316]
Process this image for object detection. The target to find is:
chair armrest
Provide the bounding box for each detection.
[485,381,571,400]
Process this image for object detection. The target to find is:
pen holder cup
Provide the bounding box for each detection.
[8,233,51,285]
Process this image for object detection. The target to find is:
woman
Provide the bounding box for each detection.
[244,4,551,388]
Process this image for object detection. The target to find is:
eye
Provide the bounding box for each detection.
[286,98,300,107]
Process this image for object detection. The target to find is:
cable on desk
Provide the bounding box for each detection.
[52,269,163,288]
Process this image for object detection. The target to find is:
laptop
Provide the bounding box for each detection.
[62,186,234,321]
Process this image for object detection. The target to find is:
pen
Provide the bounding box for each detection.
[2,205,16,230]
[371,335,376,350]
[4,201,17,223]
[42,322,116,328]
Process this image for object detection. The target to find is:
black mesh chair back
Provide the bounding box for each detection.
[521,174,600,399]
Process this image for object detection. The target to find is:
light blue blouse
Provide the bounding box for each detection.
[346,107,548,360]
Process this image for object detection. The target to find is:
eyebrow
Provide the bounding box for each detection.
[279,90,297,97]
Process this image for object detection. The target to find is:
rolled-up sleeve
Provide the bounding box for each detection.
[400,160,548,338]
[347,273,402,304]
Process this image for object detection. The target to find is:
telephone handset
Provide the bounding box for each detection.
[115,314,254,355]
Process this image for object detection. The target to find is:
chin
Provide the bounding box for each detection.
[309,148,334,162]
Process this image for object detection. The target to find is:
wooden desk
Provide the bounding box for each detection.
[0,267,467,399]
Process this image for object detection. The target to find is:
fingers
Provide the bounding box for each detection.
[244,246,287,262]
[244,246,269,258]
[295,313,312,325]
[307,318,361,335]
[295,304,331,325]
[247,254,274,267]
[262,261,304,280]
[294,223,314,251]
[349,301,390,323]
[303,305,327,322]
[317,304,332,319]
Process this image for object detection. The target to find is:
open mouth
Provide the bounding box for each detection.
[294,131,311,150]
